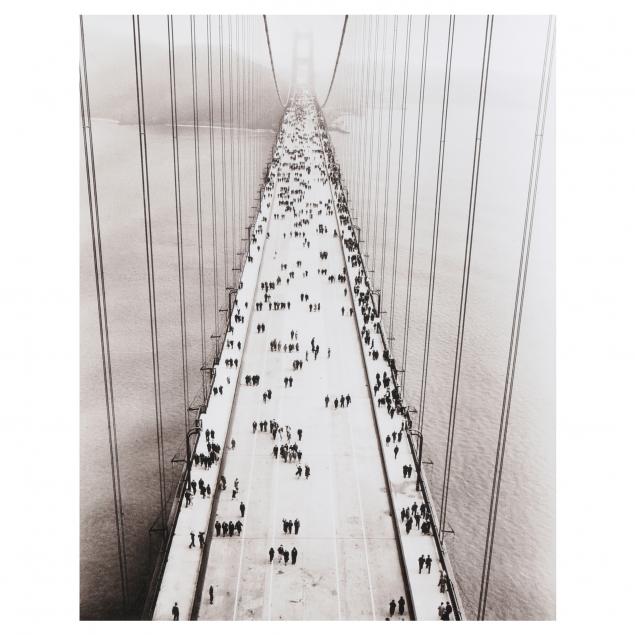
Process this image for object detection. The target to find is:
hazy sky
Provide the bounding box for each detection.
[266,15,346,100]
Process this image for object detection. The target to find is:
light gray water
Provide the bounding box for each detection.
[327,15,555,620]
[80,14,554,621]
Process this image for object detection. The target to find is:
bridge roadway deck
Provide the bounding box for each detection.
[154,95,455,620]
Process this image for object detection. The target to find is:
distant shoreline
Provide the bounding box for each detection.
[92,117,275,133]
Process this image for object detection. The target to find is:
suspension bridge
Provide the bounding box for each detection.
[80,14,555,621]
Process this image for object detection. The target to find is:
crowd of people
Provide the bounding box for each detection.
[169,95,455,621]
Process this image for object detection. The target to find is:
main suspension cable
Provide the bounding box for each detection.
[262,15,287,108]
[439,15,495,541]
[80,15,130,612]
[321,15,349,107]
[476,16,555,620]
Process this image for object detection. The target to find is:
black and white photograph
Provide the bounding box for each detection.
[79,12,554,621]
[2,0,634,630]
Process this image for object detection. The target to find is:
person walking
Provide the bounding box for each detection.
[418,554,425,574]
[389,599,396,617]
[425,554,432,573]
[209,585,214,605]
[438,602,445,619]
[283,550,290,566]
[291,546,298,565]
[394,445,399,459]
[398,596,405,616]
[172,602,179,620]
[215,521,221,537]
[198,531,205,548]
[294,518,300,535]
[438,571,447,593]
[269,547,275,563]
[240,501,246,517]
[189,531,195,548]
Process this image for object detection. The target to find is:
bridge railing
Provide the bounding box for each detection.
[316,100,464,621]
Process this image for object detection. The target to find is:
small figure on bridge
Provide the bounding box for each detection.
[269,547,275,563]
[172,602,179,620]
[198,531,205,548]
[418,554,425,574]
[240,501,245,517]
[398,596,405,616]
[297,429,303,441]
[305,465,311,479]
[189,531,195,548]
[209,585,214,605]
[236,520,243,535]
[394,445,399,460]
[425,555,432,573]
[294,518,300,534]
[389,599,396,617]
[291,546,298,565]
[325,395,330,407]
[215,521,221,537]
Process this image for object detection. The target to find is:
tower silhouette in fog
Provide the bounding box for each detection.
[291,30,315,92]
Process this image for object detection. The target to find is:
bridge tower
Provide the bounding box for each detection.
[291,30,315,94]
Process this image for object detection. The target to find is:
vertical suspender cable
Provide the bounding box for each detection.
[218,17,229,294]
[379,16,399,306]
[228,17,237,287]
[417,16,455,441]
[439,15,495,541]
[401,16,430,380]
[476,17,555,620]
[387,15,412,344]
[370,16,388,288]
[359,17,374,243]
[361,16,380,252]
[80,15,130,613]
[205,16,219,353]
[236,17,244,271]
[353,17,368,228]
[167,15,190,435]
[132,14,168,534]
[190,16,207,400]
